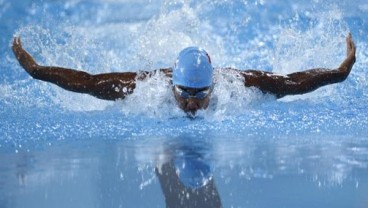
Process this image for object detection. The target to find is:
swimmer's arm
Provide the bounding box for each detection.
[12,37,159,100]
[240,33,356,98]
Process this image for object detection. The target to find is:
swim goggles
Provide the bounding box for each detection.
[174,85,213,100]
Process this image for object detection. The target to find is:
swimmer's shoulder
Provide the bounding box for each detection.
[135,67,172,80]
[159,67,173,78]
[215,67,256,77]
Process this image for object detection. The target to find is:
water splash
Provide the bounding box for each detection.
[4,0,368,124]
[118,71,184,119]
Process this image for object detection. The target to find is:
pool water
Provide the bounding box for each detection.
[1,0,368,207]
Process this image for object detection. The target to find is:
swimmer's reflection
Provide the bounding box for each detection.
[155,141,222,208]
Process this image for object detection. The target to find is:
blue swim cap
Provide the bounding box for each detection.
[174,155,212,189]
[173,47,213,88]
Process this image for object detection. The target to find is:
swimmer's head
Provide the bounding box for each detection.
[174,150,212,189]
[173,47,213,88]
[172,47,214,117]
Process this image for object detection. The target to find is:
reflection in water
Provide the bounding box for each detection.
[155,138,222,208]
[15,153,32,187]
[0,137,367,208]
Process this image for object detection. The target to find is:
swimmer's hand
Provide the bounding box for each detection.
[346,33,356,56]
[12,37,39,75]
[340,33,356,73]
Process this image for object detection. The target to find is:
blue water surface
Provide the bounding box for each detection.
[1,0,368,207]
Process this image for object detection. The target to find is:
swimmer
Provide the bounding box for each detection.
[12,33,356,117]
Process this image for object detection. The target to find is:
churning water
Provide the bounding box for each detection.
[1,0,368,207]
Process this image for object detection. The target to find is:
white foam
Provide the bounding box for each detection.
[117,71,185,119]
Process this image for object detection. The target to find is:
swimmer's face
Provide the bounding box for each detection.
[173,85,213,117]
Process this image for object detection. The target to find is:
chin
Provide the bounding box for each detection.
[185,110,197,118]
